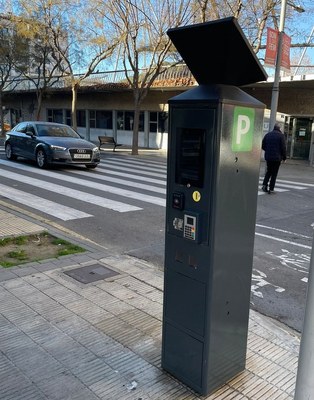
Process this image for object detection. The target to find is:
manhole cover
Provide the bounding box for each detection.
[64,264,119,284]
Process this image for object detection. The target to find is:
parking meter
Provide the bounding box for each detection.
[161,17,267,395]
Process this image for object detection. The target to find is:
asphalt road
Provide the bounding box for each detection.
[0,147,313,332]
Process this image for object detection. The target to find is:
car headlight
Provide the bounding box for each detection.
[50,145,67,151]
[92,147,100,152]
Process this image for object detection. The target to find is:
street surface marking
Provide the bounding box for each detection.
[258,188,289,195]
[0,184,92,221]
[94,162,165,178]
[258,177,313,194]
[276,178,314,187]
[266,249,310,273]
[0,167,141,213]
[95,166,166,185]
[70,169,166,194]
[255,233,312,249]
[107,157,167,169]
[256,224,312,239]
[251,269,285,299]
[104,159,166,174]
[0,160,165,207]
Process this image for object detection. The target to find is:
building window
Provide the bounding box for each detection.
[150,112,158,133]
[90,110,96,128]
[149,111,168,133]
[117,111,144,131]
[77,110,86,127]
[65,110,71,126]
[97,110,112,129]
[89,110,112,129]
[47,109,63,123]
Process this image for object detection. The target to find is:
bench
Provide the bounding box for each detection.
[98,136,122,152]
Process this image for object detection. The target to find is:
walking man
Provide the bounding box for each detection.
[261,123,287,194]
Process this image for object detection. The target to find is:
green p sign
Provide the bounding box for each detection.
[232,107,255,152]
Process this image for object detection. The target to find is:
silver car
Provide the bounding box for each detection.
[5,121,100,169]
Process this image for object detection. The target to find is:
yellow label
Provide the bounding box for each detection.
[192,191,201,202]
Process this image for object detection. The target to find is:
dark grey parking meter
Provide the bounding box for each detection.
[161,17,268,395]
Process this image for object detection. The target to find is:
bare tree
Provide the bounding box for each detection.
[13,0,119,129]
[43,0,120,130]
[101,0,195,155]
[6,8,64,120]
[0,14,29,131]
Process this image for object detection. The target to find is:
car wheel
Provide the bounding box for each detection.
[5,143,17,160]
[36,148,48,168]
[86,164,98,169]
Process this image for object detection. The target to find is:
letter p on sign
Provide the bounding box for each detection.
[232,107,255,152]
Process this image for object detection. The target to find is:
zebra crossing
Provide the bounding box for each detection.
[258,178,312,194]
[0,156,167,220]
[0,154,312,221]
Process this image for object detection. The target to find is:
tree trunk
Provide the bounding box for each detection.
[0,91,4,135]
[131,105,140,155]
[72,83,78,131]
[36,89,43,121]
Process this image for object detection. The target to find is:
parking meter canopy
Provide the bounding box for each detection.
[167,17,268,86]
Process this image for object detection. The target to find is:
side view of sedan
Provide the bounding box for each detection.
[5,121,100,169]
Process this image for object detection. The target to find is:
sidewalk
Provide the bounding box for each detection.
[0,205,301,400]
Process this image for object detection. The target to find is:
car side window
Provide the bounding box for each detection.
[15,122,28,133]
[26,124,36,135]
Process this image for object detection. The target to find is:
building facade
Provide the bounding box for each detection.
[2,71,314,165]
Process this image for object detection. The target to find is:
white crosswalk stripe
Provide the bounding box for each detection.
[103,159,166,178]
[70,168,166,194]
[258,178,311,195]
[0,183,92,220]
[96,165,166,185]
[106,156,167,169]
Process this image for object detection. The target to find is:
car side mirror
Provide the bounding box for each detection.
[25,131,35,137]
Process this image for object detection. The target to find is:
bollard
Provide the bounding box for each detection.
[294,229,314,399]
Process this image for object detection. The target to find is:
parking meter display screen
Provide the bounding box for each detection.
[175,128,205,188]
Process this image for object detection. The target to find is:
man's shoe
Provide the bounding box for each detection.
[268,189,275,194]
[262,185,268,192]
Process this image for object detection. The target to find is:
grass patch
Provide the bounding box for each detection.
[0,232,86,268]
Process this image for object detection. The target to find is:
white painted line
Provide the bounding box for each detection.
[276,179,314,187]
[109,157,167,168]
[0,167,141,213]
[258,188,289,195]
[302,277,308,283]
[0,160,165,207]
[104,159,166,173]
[97,162,165,178]
[259,177,314,188]
[95,166,166,185]
[0,183,92,221]
[70,169,166,194]
[107,157,167,169]
[256,224,312,239]
[255,232,312,249]
[258,179,307,190]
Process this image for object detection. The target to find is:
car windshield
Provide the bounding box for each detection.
[37,124,81,138]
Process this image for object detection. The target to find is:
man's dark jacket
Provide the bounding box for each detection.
[262,126,287,162]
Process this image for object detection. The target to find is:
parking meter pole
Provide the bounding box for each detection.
[294,231,314,400]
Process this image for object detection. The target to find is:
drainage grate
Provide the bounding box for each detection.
[64,264,119,284]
